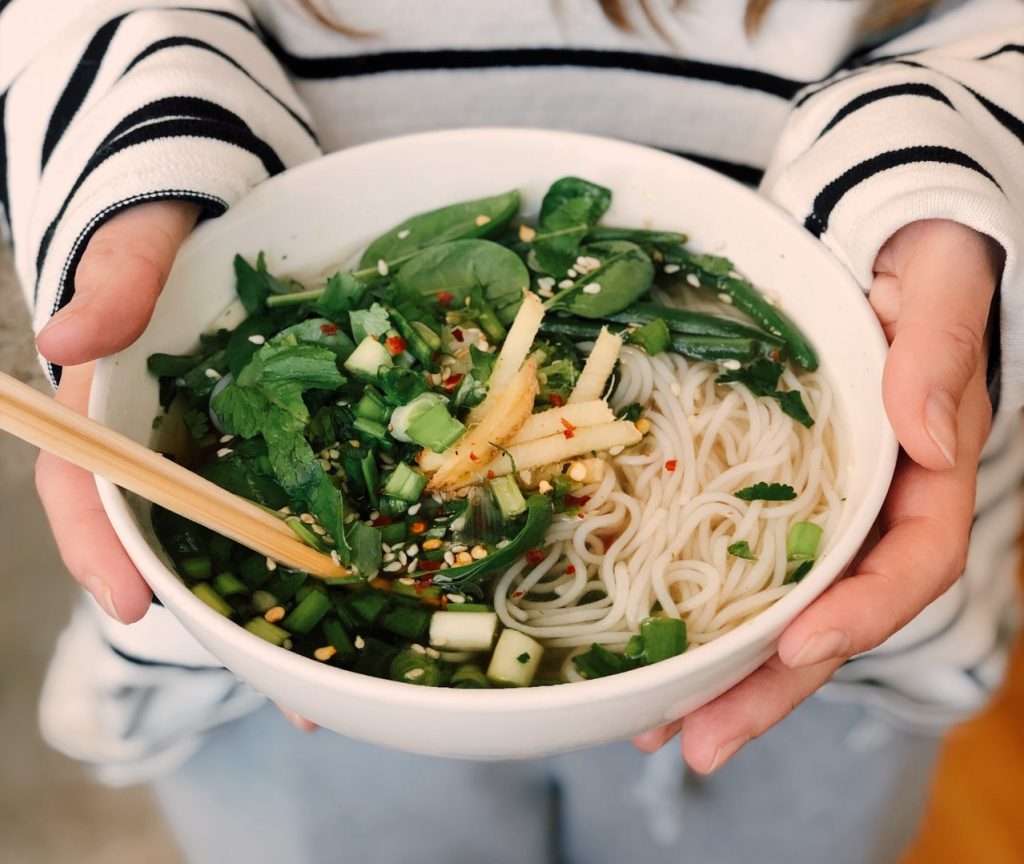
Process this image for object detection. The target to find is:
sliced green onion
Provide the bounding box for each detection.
[640,617,687,664]
[281,590,332,635]
[390,648,444,686]
[488,475,527,519]
[252,590,278,614]
[180,556,212,581]
[382,462,428,502]
[213,571,247,597]
[191,582,233,617]
[380,605,432,641]
[628,318,671,355]
[245,617,290,646]
[322,617,356,661]
[787,521,823,562]
[451,663,491,688]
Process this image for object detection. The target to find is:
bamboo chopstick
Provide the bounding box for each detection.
[0,371,348,580]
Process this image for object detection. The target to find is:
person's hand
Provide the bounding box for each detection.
[34,200,201,622]
[635,219,1003,771]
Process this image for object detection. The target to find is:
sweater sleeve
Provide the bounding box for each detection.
[761,14,1024,410]
[0,0,321,368]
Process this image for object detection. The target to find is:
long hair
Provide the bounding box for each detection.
[297,0,940,38]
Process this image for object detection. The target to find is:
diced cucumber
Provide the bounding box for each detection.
[382,462,428,502]
[487,629,544,687]
[488,475,527,519]
[389,393,464,452]
[429,611,499,653]
[344,336,393,380]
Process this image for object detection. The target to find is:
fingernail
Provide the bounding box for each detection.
[924,390,958,468]
[95,584,123,622]
[786,629,849,668]
[38,301,82,339]
[706,736,747,773]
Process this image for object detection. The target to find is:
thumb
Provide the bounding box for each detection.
[37,200,201,365]
[871,220,1001,471]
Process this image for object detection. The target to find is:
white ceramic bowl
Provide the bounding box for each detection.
[91,129,896,759]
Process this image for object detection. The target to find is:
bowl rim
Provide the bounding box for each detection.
[92,126,897,712]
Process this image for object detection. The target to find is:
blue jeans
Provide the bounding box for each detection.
[153,695,940,864]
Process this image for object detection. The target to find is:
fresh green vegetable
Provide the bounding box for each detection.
[387,306,438,369]
[488,475,527,519]
[786,560,815,584]
[735,482,797,502]
[382,462,428,502]
[314,271,368,320]
[234,252,294,314]
[718,358,814,427]
[388,393,464,452]
[640,617,687,664]
[245,617,291,646]
[390,648,444,686]
[213,572,248,597]
[451,663,491,688]
[349,303,392,344]
[191,582,233,617]
[573,643,640,679]
[343,336,393,380]
[181,556,213,581]
[728,540,756,560]
[322,617,356,660]
[609,302,779,342]
[787,521,823,561]
[380,605,432,641]
[547,240,654,318]
[628,318,671,355]
[281,589,332,635]
[532,177,612,276]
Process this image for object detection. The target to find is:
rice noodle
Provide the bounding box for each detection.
[493,345,846,671]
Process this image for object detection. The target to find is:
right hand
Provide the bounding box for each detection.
[35,200,201,623]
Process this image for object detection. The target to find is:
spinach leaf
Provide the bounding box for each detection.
[359,190,520,268]
[234,252,293,315]
[315,272,368,320]
[200,449,290,509]
[349,303,392,344]
[147,352,204,379]
[346,520,383,579]
[727,540,756,560]
[533,177,612,276]
[225,315,280,378]
[395,240,529,326]
[735,482,797,502]
[549,240,654,318]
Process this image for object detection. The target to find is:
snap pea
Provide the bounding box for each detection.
[387,305,438,370]
[607,302,781,344]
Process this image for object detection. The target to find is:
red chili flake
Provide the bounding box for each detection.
[665,459,678,472]
[386,336,407,356]
[437,291,455,307]
[565,564,576,575]
[548,393,565,407]
[442,373,464,391]
[469,452,479,462]
[371,515,393,526]
[417,575,435,586]
[417,560,442,572]
[410,521,428,535]
[451,327,464,343]
[486,470,496,480]
[566,494,590,508]
[525,548,546,566]
[561,417,576,439]
[319,323,339,335]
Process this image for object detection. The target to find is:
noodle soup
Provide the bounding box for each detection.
[147,177,843,689]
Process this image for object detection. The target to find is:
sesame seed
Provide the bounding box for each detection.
[717,293,734,305]
[318,459,332,471]
[369,511,380,521]
[377,259,389,276]
[686,273,701,288]
[582,282,602,295]
[425,647,441,659]
[397,229,411,239]
[423,538,442,551]
[398,552,408,566]
[219,434,235,444]
[328,448,341,459]
[314,645,337,662]
[384,561,403,573]
[247,334,266,345]
[446,593,466,604]
[663,264,680,274]
[536,277,555,292]
[567,268,578,279]
[470,545,487,560]
[264,606,285,623]
[569,462,587,482]
[405,668,425,681]
[455,551,473,565]
[312,525,327,536]
[609,445,625,456]
[538,480,553,494]
[204,368,221,381]
[383,552,395,563]
[406,561,418,574]
[635,418,652,434]
[443,551,456,566]
[558,279,574,289]
[721,359,742,371]
[354,636,366,650]
[518,224,537,242]
[216,447,233,458]
[330,550,342,565]
[265,557,278,571]
[406,544,419,556]
[407,503,422,516]
[349,440,360,448]
[411,643,426,654]
[450,545,467,554]
[399,577,415,585]
[474,214,492,226]
[496,539,511,549]
[278,505,292,515]
[300,513,315,525]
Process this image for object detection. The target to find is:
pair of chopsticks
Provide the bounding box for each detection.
[0,370,348,580]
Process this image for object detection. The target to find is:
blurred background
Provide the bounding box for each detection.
[0,241,1021,863]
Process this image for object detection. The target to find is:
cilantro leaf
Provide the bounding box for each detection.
[727,540,756,560]
[735,482,797,502]
[516,652,531,664]
[717,358,782,397]
[315,272,367,320]
[777,390,814,428]
[234,252,293,315]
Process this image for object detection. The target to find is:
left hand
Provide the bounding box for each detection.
[634,219,1003,771]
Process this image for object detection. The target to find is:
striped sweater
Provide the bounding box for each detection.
[2,0,1023,780]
